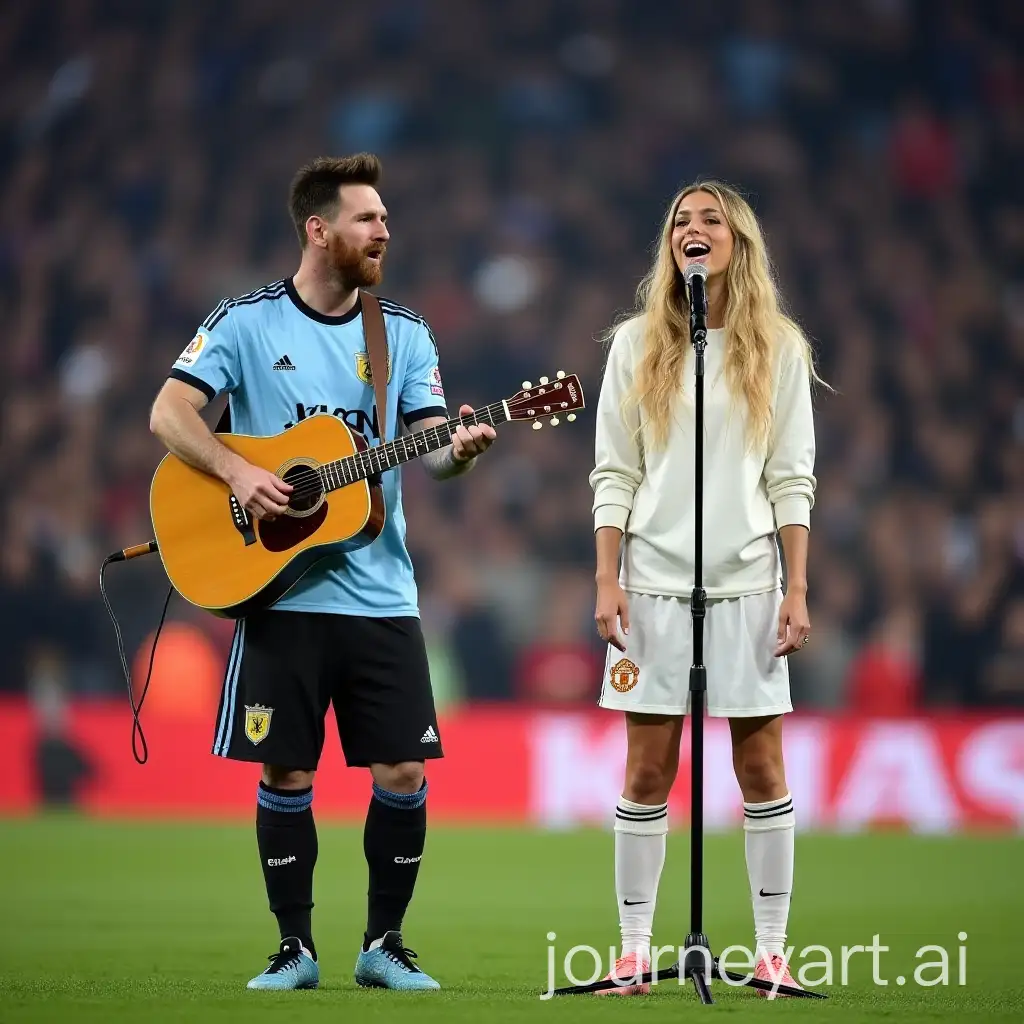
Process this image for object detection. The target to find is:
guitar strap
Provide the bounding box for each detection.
[214,289,390,439]
[359,289,390,443]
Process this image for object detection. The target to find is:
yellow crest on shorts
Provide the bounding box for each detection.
[355,350,392,385]
[244,704,273,745]
[610,658,640,693]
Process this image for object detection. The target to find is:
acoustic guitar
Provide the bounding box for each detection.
[150,371,585,617]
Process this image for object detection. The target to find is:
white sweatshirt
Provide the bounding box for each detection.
[590,317,816,599]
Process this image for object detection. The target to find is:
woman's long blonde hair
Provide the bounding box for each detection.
[616,181,823,452]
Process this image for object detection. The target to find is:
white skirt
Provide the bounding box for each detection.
[598,589,792,717]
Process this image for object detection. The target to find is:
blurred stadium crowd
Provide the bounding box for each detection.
[2,0,1022,718]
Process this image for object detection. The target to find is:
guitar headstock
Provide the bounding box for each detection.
[505,371,586,430]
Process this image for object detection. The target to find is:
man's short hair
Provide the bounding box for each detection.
[288,154,382,247]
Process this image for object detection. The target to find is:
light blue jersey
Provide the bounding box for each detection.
[168,277,448,617]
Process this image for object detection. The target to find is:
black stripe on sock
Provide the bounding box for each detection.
[616,810,668,822]
[744,806,794,821]
[615,804,668,818]
[743,798,793,816]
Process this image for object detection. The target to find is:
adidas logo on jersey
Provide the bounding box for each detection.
[273,355,296,370]
[420,726,439,744]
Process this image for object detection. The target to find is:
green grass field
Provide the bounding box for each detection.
[1,817,1020,1022]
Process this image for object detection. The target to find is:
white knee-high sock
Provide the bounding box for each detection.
[614,797,668,963]
[743,793,795,959]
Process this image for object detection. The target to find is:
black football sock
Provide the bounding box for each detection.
[256,782,318,960]
[363,779,427,948]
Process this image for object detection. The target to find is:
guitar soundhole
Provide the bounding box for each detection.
[259,500,329,552]
[283,463,323,514]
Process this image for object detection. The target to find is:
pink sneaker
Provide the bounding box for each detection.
[754,954,801,998]
[594,953,651,996]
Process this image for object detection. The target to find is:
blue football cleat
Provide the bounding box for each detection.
[354,930,441,990]
[247,936,319,990]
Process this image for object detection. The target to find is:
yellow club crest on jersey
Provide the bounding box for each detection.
[244,704,273,745]
[355,350,392,385]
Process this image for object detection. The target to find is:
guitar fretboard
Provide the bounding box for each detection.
[319,401,509,491]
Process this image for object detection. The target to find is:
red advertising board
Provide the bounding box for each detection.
[2,699,1022,832]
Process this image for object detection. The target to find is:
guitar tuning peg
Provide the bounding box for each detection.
[522,381,532,390]
[532,421,543,430]
[550,416,560,426]
[567,413,576,422]
[556,370,566,379]
[539,376,549,385]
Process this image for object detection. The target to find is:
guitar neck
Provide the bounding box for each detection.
[320,401,510,491]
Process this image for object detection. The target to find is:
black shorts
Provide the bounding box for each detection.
[211,610,443,768]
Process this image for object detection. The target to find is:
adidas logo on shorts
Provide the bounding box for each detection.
[420,725,439,744]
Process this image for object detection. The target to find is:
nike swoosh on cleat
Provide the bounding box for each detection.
[759,889,789,897]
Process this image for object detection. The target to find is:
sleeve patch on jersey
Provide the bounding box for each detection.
[429,365,445,397]
[175,333,206,367]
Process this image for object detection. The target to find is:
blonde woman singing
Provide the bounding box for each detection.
[591,181,821,996]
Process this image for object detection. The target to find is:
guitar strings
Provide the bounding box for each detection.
[283,390,571,502]
[281,402,516,504]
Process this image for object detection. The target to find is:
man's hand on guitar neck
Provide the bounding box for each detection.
[451,403,497,463]
[225,459,293,521]
[413,404,497,480]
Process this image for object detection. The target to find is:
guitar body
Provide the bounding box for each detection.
[146,371,586,618]
[150,414,385,617]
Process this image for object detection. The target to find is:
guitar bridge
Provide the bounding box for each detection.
[229,494,257,546]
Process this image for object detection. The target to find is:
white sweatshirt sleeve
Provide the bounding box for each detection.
[764,334,817,529]
[590,322,643,532]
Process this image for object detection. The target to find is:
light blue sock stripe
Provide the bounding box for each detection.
[215,620,245,756]
[258,786,312,805]
[257,786,313,812]
[213,621,242,756]
[258,793,312,813]
[372,779,428,810]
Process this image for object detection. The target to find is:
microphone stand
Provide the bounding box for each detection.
[673,263,821,1002]
[681,263,714,1003]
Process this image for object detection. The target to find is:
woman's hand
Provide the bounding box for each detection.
[596,578,630,652]
[775,588,811,657]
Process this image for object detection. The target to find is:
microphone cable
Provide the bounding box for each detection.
[98,540,170,765]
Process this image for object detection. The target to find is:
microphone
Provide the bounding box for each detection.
[684,263,708,345]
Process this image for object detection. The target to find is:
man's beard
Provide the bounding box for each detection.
[328,237,386,289]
